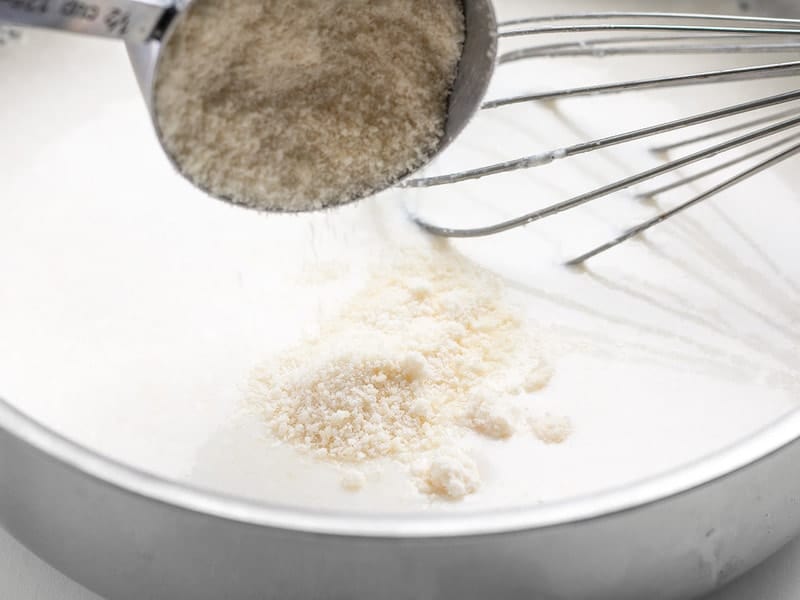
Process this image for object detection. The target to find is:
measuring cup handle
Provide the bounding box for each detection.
[0,0,174,43]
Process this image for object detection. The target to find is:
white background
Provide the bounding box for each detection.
[1,524,798,599]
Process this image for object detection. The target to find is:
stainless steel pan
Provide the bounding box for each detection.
[2,399,800,599]
[1,0,799,598]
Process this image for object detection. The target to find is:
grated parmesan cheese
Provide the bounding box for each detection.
[154,0,465,212]
[340,469,367,492]
[256,341,441,462]
[465,389,515,440]
[416,450,480,501]
[531,414,573,445]
[249,243,563,499]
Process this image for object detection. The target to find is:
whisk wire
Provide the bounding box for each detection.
[649,106,800,153]
[567,141,800,265]
[499,12,800,27]
[410,12,800,263]
[639,131,800,197]
[412,115,800,237]
[500,37,800,62]
[484,61,800,108]
[406,89,800,188]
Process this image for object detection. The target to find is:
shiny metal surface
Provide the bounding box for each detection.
[0,0,171,42]
[1,0,498,211]
[1,397,800,599]
[405,10,800,263]
[128,0,498,211]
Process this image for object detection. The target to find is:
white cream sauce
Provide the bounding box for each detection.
[0,0,798,512]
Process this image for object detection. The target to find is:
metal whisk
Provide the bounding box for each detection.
[405,11,800,264]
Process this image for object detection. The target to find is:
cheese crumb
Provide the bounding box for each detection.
[466,390,515,439]
[531,414,573,445]
[340,469,367,492]
[418,450,481,500]
[523,364,555,393]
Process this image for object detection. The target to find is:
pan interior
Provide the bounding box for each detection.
[0,0,798,516]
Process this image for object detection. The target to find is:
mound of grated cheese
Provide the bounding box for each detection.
[249,243,566,499]
[263,342,438,462]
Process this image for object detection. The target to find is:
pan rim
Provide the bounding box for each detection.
[1,393,798,539]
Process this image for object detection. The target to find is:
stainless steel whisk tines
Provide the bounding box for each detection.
[405,12,800,264]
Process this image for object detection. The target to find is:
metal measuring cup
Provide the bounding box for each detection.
[0,0,497,209]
